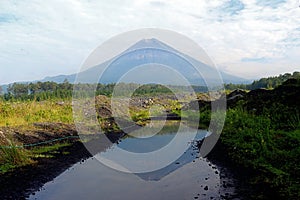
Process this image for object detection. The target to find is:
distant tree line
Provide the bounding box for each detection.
[225,71,300,90]
[1,71,299,100]
[0,80,209,101]
[0,79,73,101]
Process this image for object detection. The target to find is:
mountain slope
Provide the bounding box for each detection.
[64,38,249,85]
[3,38,250,90]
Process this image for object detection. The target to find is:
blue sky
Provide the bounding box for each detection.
[0,0,299,84]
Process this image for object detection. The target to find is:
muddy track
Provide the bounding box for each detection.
[0,141,91,200]
[0,131,123,200]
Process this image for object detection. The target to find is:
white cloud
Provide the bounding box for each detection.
[0,0,299,84]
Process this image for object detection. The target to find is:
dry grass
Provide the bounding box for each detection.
[0,100,73,127]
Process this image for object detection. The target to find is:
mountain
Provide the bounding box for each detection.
[1,38,250,92]
[41,38,249,85]
[40,74,76,83]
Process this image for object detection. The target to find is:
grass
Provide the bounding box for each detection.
[0,99,74,173]
[175,99,300,199]
[0,141,74,173]
[0,132,34,173]
[31,142,72,158]
[130,109,150,124]
[217,108,300,198]
[0,91,299,198]
[0,100,73,127]
[0,145,33,173]
[288,111,300,130]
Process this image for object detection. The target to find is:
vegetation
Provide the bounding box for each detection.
[191,77,300,199]
[0,145,33,173]
[0,141,73,173]
[1,71,299,101]
[3,80,73,101]
[0,98,75,174]
[221,109,300,198]
[225,71,300,90]
[1,81,209,101]
[30,142,73,158]
[0,72,299,198]
[0,100,73,127]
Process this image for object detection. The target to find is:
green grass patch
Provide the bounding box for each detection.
[218,108,300,198]
[0,100,73,127]
[31,142,72,155]
[0,141,73,173]
[0,146,33,173]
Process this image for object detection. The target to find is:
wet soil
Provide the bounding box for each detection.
[206,139,277,200]
[0,133,122,200]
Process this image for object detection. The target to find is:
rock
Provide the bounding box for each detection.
[0,131,5,139]
[97,106,112,118]
[227,89,246,99]
[56,101,65,106]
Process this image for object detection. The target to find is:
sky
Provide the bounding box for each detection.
[0,0,299,84]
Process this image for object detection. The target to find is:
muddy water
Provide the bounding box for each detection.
[29,128,234,200]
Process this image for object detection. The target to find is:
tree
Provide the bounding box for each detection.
[8,83,28,98]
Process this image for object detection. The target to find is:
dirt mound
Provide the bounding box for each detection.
[0,123,78,146]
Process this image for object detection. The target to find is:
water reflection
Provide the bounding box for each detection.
[29,123,221,200]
